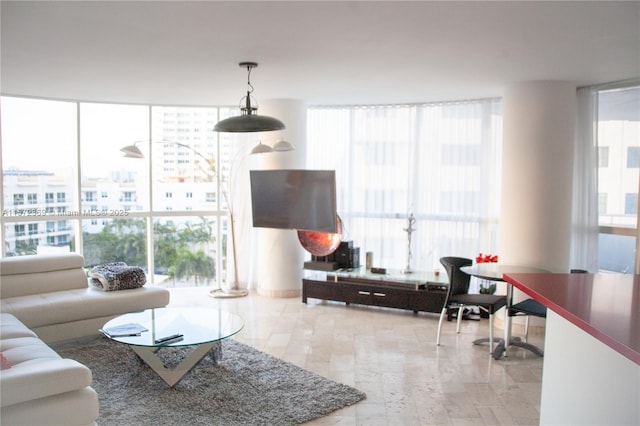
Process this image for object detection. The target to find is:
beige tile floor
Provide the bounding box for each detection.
[168,287,544,426]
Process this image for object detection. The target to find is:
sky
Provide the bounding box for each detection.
[1,97,147,177]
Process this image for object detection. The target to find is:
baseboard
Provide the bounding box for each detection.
[256,287,301,298]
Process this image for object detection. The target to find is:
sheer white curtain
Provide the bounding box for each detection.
[571,87,599,271]
[307,99,502,272]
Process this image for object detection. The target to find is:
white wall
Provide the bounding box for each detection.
[254,99,307,297]
[500,81,576,272]
[498,81,577,327]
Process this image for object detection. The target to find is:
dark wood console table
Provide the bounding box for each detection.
[302,268,449,314]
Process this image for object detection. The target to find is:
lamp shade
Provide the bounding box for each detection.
[250,141,274,154]
[120,145,145,158]
[272,139,295,152]
[214,114,286,133]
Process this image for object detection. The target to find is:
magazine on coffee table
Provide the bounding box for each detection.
[100,323,148,337]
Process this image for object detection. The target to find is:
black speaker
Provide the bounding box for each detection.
[336,243,360,269]
[335,241,351,268]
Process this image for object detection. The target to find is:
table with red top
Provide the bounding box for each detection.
[504,273,639,426]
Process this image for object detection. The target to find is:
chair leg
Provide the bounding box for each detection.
[488,312,494,353]
[456,306,464,333]
[524,316,530,343]
[436,307,447,346]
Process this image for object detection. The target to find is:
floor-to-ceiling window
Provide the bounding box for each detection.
[307,99,503,272]
[2,97,79,256]
[596,85,640,273]
[1,96,236,287]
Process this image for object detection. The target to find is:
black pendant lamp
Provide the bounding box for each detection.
[214,62,286,133]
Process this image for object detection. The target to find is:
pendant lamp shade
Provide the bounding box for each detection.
[214,112,286,133]
[272,139,295,152]
[214,62,286,133]
[250,141,274,154]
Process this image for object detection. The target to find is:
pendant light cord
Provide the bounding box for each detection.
[246,64,254,94]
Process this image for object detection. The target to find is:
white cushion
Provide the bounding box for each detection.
[2,286,170,329]
[0,337,92,406]
[0,313,37,339]
[0,336,61,366]
[0,253,84,275]
[1,254,88,298]
[0,333,98,425]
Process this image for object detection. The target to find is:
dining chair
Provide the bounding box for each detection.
[436,257,507,352]
[508,269,588,344]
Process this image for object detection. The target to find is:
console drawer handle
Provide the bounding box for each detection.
[358,291,370,295]
[373,292,386,297]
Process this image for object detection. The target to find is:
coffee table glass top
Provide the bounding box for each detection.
[101,307,244,348]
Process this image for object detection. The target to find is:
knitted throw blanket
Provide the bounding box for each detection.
[89,262,147,291]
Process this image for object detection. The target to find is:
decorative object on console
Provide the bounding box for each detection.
[299,217,343,270]
[298,216,343,257]
[402,212,416,274]
[213,62,286,133]
[475,253,498,294]
[365,251,373,270]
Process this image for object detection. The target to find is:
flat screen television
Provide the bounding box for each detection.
[249,169,338,233]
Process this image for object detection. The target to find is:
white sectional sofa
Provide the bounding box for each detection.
[1,313,98,426]
[1,253,170,343]
[0,253,171,425]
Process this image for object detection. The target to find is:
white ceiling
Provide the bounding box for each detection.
[1,1,639,107]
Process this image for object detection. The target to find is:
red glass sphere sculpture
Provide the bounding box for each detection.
[297,216,343,256]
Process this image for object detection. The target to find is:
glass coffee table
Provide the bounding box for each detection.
[101,307,244,387]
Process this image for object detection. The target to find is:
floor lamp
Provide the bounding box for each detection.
[120,139,294,298]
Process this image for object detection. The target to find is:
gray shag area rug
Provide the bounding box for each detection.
[58,338,366,426]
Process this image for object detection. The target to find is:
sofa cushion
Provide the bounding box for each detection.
[1,286,170,330]
[0,337,62,366]
[0,337,93,407]
[0,253,84,275]
[0,254,87,298]
[0,313,37,339]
